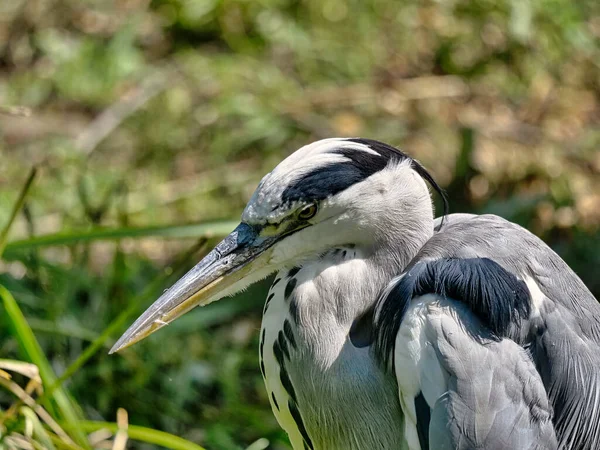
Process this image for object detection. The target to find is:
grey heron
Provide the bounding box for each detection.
[111,138,600,450]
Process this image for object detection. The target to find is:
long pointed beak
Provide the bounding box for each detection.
[109,223,273,354]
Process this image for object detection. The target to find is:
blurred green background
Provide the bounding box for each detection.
[1,0,599,449]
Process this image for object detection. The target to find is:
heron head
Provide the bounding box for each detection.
[110,138,446,353]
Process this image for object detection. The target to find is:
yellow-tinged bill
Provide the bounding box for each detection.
[109,223,275,354]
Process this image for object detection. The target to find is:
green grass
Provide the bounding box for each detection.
[0,173,220,449]
[3,221,238,256]
[1,285,90,449]
[0,168,37,258]
[76,421,206,450]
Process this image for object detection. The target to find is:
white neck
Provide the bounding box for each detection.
[287,206,434,368]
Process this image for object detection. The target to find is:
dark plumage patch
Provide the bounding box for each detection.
[264,293,275,314]
[375,257,531,365]
[273,339,284,365]
[349,311,373,348]
[284,320,297,350]
[271,392,280,411]
[285,278,297,300]
[274,340,297,403]
[289,401,314,450]
[278,330,290,360]
[281,138,449,218]
[289,298,300,325]
[272,277,281,287]
[259,329,266,377]
[280,146,383,204]
[288,266,301,278]
[415,392,431,450]
[273,330,311,449]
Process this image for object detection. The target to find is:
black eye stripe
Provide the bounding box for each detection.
[280,139,401,205]
[280,138,448,219]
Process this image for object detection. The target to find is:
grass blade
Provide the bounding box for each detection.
[0,359,41,383]
[0,167,37,258]
[47,434,85,450]
[3,220,238,256]
[42,239,208,400]
[0,375,76,447]
[0,285,91,449]
[76,421,206,450]
[20,406,57,450]
[26,319,100,342]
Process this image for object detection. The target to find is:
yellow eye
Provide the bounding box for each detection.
[298,204,318,220]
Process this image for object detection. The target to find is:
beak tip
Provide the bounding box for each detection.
[109,320,163,355]
[109,331,140,354]
[108,340,126,355]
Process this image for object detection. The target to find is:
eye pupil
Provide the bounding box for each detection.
[299,204,317,220]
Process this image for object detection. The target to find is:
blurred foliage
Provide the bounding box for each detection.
[0,0,599,448]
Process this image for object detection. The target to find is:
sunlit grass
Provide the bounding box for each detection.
[0,171,214,449]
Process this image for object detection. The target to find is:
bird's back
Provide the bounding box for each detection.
[378,213,600,450]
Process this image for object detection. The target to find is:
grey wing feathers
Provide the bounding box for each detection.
[378,213,600,450]
[424,300,557,450]
[433,213,476,231]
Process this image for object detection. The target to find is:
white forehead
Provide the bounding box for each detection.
[273,138,379,172]
[242,138,379,223]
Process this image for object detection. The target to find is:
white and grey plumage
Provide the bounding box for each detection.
[111,138,600,450]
